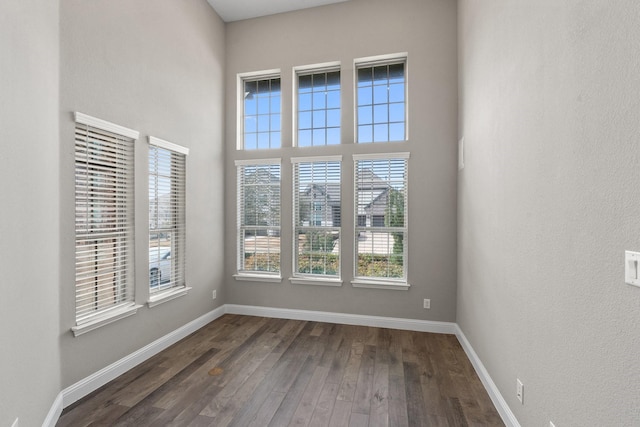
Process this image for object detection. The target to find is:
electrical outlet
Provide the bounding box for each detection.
[12,418,19,427]
[423,299,430,309]
[516,379,524,404]
[212,290,217,300]
[550,422,556,427]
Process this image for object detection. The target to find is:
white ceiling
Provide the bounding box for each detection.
[207,0,350,22]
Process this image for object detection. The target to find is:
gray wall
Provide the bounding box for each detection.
[59,0,226,386]
[224,0,459,321]
[0,0,61,426]
[458,0,640,425]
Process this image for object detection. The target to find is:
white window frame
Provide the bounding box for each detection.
[352,152,410,291]
[293,62,342,147]
[354,53,408,144]
[237,69,282,151]
[290,156,343,286]
[147,136,190,308]
[72,112,142,336]
[235,158,283,282]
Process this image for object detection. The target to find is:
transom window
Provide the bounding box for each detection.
[296,69,341,146]
[354,154,409,281]
[293,158,342,278]
[242,76,281,150]
[356,58,406,143]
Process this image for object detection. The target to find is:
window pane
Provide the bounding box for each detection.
[238,164,281,274]
[297,70,340,147]
[356,61,406,143]
[313,110,326,128]
[294,161,341,278]
[243,76,281,149]
[355,157,407,281]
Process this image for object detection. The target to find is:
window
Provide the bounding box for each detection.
[73,113,140,336]
[236,160,281,279]
[296,68,341,146]
[354,154,409,285]
[148,136,189,306]
[241,74,281,150]
[293,157,342,281]
[356,56,406,143]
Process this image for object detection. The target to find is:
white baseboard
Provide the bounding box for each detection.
[42,392,62,427]
[59,305,226,409]
[44,304,515,427]
[225,304,457,334]
[455,325,521,427]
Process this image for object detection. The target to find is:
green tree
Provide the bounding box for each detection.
[385,188,405,261]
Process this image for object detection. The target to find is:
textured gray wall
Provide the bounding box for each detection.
[59,0,226,386]
[0,1,61,425]
[223,0,459,321]
[458,0,640,425]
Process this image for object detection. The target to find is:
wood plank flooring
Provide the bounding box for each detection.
[57,315,504,427]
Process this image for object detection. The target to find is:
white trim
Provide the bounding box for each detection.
[238,68,281,80]
[147,286,192,308]
[61,306,226,408]
[352,152,410,161]
[289,277,343,287]
[455,325,521,427]
[294,61,341,74]
[148,136,189,155]
[71,304,142,337]
[225,304,455,334]
[291,155,343,164]
[42,393,62,427]
[351,279,410,291]
[234,158,281,166]
[354,52,408,67]
[233,274,283,283]
[45,305,516,427]
[74,112,139,140]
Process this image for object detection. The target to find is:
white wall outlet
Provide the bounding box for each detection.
[212,290,217,300]
[516,378,524,404]
[423,299,430,309]
[12,418,19,427]
[625,251,640,287]
[550,422,556,427]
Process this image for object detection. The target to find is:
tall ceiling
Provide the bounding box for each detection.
[207,0,350,22]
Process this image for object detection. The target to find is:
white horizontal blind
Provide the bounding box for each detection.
[149,141,186,294]
[354,157,408,281]
[75,121,135,323]
[237,162,281,274]
[293,160,341,277]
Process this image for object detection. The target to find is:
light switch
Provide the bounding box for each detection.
[625,251,640,287]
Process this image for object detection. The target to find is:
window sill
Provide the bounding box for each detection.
[289,277,343,287]
[72,303,142,337]
[147,286,191,308]
[234,274,282,283]
[350,279,411,291]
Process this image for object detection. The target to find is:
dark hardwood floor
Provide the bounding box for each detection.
[57,315,504,427]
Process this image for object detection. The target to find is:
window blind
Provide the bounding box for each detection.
[149,137,187,294]
[237,161,281,274]
[292,157,341,277]
[354,154,409,281]
[74,118,136,324]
